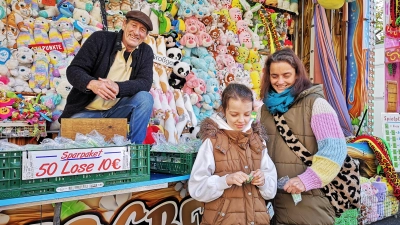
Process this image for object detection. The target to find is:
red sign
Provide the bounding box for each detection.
[28,42,65,53]
[41,0,56,7]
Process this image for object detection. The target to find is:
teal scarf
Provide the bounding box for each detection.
[264,88,295,114]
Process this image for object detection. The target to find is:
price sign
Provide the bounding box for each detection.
[28,42,65,53]
[22,146,130,180]
[153,53,176,67]
[381,113,400,171]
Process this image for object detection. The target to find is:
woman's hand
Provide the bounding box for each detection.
[250,169,265,186]
[283,177,305,194]
[226,171,249,186]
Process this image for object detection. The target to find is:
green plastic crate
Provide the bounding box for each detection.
[150,152,197,175]
[0,144,150,200]
[334,209,359,225]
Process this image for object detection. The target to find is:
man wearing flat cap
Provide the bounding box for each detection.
[60,10,154,143]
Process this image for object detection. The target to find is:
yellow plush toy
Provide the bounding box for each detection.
[317,0,345,9]
[250,70,261,99]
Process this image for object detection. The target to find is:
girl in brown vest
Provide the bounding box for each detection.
[188,83,277,225]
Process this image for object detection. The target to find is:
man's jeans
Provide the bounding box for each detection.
[71,91,153,144]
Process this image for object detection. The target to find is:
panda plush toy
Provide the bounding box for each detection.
[169,61,192,89]
[166,47,182,61]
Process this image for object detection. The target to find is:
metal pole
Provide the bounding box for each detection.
[301,0,305,60]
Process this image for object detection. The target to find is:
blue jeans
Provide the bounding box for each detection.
[71,91,153,144]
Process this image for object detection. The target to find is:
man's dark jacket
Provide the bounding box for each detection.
[59,30,154,120]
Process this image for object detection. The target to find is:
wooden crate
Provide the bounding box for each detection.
[60,118,127,140]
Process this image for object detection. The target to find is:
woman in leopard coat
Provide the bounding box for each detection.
[259,48,348,224]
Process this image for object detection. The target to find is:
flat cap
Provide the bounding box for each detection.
[125,10,153,31]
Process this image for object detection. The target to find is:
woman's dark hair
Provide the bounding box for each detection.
[220,83,254,113]
[260,48,312,99]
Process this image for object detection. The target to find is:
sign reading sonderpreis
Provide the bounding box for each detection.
[22,146,130,180]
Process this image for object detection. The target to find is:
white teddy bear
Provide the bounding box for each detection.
[53,76,72,111]
[9,65,32,93]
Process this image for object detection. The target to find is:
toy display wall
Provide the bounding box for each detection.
[0,0,301,144]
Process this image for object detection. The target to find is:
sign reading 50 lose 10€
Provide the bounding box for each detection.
[22,146,130,180]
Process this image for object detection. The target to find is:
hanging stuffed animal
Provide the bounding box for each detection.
[29,48,51,93]
[317,0,345,9]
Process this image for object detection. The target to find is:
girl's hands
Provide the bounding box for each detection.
[225,170,265,186]
[226,171,249,186]
[250,169,265,186]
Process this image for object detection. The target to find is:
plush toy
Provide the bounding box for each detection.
[56,17,81,56]
[53,76,72,111]
[48,75,72,130]
[239,0,261,27]
[202,77,221,110]
[148,4,160,35]
[179,33,199,49]
[149,87,163,115]
[17,18,35,48]
[73,0,94,12]
[53,1,75,21]
[289,0,299,14]
[154,63,169,93]
[49,50,68,88]
[196,31,213,48]
[81,26,99,46]
[317,0,345,9]
[49,20,64,44]
[150,9,171,35]
[6,18,19,49]
[163,31,179,49]
[29,48,50,93]
[166,47,182,61]
[9,65,32,93]
[236,44,249,63]
[248,48,260,63]
[90,0,103,24]
[73,8,103,30]
[7,0,33,30]
[169,61,192,89]
[173,88,189,118]
[265,0,278,6]
[34,17,50,44]
[250,70,261,98]
[11,46,34,69]
[143,124,161,145]
[164,109,178,144]
[37,0,60,18]
[156,35,167,56]
[0,19,7,47]
[177,1,194,18]
[183,93,197,126]
[0,0,6,20]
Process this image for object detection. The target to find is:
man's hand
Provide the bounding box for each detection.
[87,78,119,100]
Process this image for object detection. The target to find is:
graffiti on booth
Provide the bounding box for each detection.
[1,182,204,225]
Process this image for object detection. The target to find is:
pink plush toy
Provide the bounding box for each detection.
[185,16,206,34]
[223,54,237,74]
[179,33,199,48]
[236,20,250,34]
[239,31,253,48]
[196,31,213,47]
[229,8,242,22]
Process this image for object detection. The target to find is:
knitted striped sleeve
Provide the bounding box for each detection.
[297,98,347,191]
